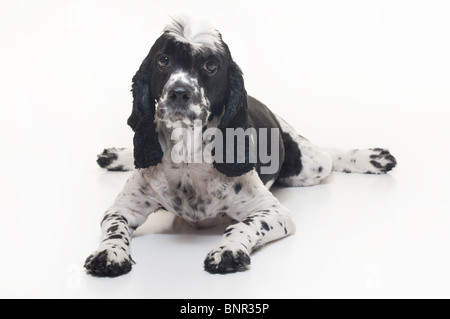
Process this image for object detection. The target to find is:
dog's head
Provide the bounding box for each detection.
[128,16,254,176]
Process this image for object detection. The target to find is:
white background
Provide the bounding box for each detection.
[1,0,449,298]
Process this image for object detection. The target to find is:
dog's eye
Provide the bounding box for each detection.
[158,56,170,69]
[203,61,218,74]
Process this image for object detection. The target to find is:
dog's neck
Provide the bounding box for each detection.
[156,116,221,161]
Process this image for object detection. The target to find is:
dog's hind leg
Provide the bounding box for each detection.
[97,147,134,171]
[274,115,397,187]
[275,115,333,187]
[323,147,397,174]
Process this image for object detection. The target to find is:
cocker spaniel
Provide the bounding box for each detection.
[85,16,397,276]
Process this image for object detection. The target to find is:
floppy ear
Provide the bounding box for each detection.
[213,61,255,177]
[127,55,164,168]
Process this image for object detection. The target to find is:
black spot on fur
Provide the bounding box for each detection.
[383,162,396,172]
[107,225,119,233]
[103,234,122,241]
[224,227,234,235]
[107,165,125,172]
[242,216,255,226]
[318,166,323,173]
[370,160,383,169]
[234,183,242,194]
[113,216,128,224]
[174,196,182,210]
[260,221,270,231]
[101,214,111,225]
[183,184,195,197]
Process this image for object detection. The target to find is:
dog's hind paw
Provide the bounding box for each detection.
[97,148,134,171]
[367,148,397,174]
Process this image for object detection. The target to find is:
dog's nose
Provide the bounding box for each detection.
[169,87,192,104]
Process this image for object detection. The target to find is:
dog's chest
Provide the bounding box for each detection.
[149,161,236,223]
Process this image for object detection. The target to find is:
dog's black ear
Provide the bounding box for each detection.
[127,55,164,168]
[213,61,255,177]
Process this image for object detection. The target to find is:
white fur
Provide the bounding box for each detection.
[163,16,224,54]
[88,127,296,274]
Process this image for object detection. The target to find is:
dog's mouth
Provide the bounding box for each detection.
[156,102,200,122]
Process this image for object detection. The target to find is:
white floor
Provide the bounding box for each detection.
[1,1,450,298]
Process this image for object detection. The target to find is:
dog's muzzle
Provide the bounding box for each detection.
[156,71,209,124]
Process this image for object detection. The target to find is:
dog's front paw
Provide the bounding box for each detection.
[368,148,397,174]
[84,248,134,277]
[204,245,251,274]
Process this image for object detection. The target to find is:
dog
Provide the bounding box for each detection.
[85,16,397,276]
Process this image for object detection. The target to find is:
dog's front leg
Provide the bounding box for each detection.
[85,170,158,277]
[204,204,296,274]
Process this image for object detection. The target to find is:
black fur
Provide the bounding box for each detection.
[128,44,164,168]
[211,61,256,177]
[278,132,303,179]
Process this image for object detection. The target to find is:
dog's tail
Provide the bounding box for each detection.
[97,148,134,171]
[323,147,397,174]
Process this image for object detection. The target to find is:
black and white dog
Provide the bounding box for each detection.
[85,16,396,276]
